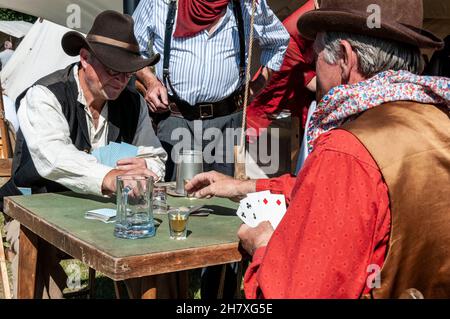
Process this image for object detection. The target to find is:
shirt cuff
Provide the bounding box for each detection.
[256,179,271,192]
[88,165,113,196]
[261,50,285,72]
[144,158,164,182]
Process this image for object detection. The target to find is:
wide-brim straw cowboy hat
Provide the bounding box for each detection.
[297,0,444,49]
[62,10,160,73]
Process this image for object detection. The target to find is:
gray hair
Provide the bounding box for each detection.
[314,32,423,77]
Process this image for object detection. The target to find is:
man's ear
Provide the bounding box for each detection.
[338,40,358,84]
[79,48,90,69]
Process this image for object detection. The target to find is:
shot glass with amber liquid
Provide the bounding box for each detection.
[168,208,190,240]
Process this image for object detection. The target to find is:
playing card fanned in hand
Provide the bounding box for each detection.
[105,142,122,167]
[92,148,101,162]
[236,191,287,229]
[91,142,138,167]
[119,142,139,159]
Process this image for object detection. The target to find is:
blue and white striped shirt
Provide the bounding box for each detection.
[133,0,289,105]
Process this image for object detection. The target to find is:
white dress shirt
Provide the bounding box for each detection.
[17,64,167,196]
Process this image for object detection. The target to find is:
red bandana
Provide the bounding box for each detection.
[173,0,230,38]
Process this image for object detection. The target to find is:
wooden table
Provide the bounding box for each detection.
[3,192,243,299]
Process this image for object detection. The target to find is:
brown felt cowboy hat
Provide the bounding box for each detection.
[62,10,160,73]
[297,0,444,49]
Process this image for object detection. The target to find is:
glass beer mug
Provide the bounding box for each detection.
[114,175,156,239]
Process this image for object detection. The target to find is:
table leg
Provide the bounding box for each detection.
[217,265,227,299]
[177,271,189,299]
[113,281,124,299]
[0,228,12,299]
[88,267,96,299]
[35,239,67,299]
[17,225,39,299]
[235,261,244,299]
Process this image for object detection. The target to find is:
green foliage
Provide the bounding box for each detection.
[0,9,37,23]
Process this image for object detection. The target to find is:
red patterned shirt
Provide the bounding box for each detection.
[245,129,391,298]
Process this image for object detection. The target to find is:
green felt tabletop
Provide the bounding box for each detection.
[7,192,241,259]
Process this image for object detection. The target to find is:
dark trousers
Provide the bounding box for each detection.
[156,111,243,181]
[156,111,243,299]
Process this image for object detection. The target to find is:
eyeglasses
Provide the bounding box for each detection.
[89,53,135,79]
[104,66,135,79]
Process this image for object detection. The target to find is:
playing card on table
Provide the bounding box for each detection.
[85,208,116,223]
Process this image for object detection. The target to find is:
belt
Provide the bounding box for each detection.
[168,93,241,121]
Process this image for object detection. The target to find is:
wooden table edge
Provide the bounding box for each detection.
[4,197,243,281]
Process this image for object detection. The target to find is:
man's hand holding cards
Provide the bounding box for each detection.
[236,191,287,229]
[92,142,138,168]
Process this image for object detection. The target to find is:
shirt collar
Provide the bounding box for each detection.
[73,64,87,106]
[73,63,109,123]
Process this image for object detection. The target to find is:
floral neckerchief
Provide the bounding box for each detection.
[307,70,450,153]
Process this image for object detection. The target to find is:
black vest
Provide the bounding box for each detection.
[3,63,140,197]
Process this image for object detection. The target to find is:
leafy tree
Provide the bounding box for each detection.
[0,9,37,23]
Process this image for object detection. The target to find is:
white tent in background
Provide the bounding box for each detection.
[0,0,122,34]
[0,20,33,38]
[1,19,81,103]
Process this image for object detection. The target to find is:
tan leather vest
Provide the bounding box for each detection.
[342,101,450,299]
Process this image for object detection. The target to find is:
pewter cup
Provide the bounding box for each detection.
[175,150,203,195]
